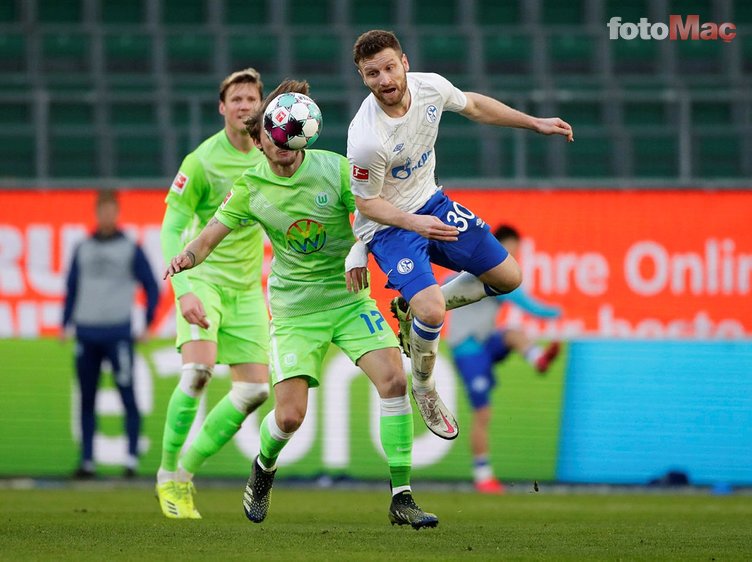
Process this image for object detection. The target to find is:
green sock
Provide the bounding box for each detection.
[380,412,413,488]
[180,394,246,474]
[161,387,199,472]
[258,410,292,468]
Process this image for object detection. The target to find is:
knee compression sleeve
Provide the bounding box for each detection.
[229,381,270,414]
[178,363,213,398]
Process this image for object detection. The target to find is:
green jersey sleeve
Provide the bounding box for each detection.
[165,152,208,216]
[160,205,194,297]
[339,155,356,214]
[215,174,256,230]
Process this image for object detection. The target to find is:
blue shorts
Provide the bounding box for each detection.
[368,191,508,302]
[452,331,511,410]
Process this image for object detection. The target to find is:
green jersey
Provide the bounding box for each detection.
[216,149,369,317]
[164,129,264,295]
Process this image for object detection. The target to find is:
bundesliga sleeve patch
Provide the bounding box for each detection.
[170,171,189,194]
[352,165,369,181]
[220,190,234,209]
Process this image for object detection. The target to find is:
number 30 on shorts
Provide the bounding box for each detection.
[445,201,475,232]
[360,310,385,334]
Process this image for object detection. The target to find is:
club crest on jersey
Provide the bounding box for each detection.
[170,171,189,194]
[397,258,414,274]
[220,190,234,209]
[352,165,369,181]
[425,105,438,123]
[286,218,327,254]
[314,192,329,207]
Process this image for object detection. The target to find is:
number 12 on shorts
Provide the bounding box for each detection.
[360,310,385,334]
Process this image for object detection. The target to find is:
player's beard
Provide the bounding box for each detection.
[374,73,408,107]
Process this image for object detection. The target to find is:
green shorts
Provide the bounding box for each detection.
[175,277,269,366]
[269,298,399,387]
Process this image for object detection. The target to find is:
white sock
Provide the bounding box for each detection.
[473,456,494,483]
[441,272,487,310]
[410,317,443,393]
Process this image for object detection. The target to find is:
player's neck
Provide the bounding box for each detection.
[225,126,254,153]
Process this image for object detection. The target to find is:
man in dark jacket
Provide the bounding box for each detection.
[61,190,160,478]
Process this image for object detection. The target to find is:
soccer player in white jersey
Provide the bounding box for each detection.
[165,80,439,530]
[347,30,574,441]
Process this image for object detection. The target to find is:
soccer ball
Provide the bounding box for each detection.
[263,92,322,150]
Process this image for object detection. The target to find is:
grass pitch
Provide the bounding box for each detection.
[1,484,750,561]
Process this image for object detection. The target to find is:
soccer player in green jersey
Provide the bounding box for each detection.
[164,79,439,530]
[156,68,271,519]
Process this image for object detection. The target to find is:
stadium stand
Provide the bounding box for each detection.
[0,0,747,182]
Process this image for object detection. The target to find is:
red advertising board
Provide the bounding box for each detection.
[1,189,750,338]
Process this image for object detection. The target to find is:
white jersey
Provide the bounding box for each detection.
[347,72,467,242]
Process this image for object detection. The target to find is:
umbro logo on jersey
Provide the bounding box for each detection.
[393,143,405,153]
[171,171,189,195]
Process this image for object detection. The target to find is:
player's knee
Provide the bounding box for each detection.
[229,381,270,414]
[379,368,408,398]
[276,407,306,433]
[178,363,213,397]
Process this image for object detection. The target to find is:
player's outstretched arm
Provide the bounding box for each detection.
[461,92,574,142]
[355,196,459,241]
[163,218,232,279]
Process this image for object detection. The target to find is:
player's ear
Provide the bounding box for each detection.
[219,100,226,117]
[402,53,410,72]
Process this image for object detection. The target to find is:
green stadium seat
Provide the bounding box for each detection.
[0,134,35,177]
[104,32,152,75]
[691,101,733,126]
[0,101,32,128]
[288,0,332,25]
[350,0,397,26]
[165,32,215,77]
[290,32,343,86]
[101,2,145,24]
[566,134,614,177]
[610,37,660,76]
[548,32,598,75]
[109,101,158,131]
[476,0,521,26]
[675,40,725,75]
[0,32,26,74]
[49,133,99,177]
[435,131,484,179]
[741,32,752,74]
[37,0,81,23]
[315,98,351,138]
[227,32,279,77]
[313,130,347,155]
[736,2,752,24]
[0,0,20,23]
[483,31,533,76]
[631,134,678,177]
[605,0,649,22]
[622,101,674,129]
[162,0,207,24]
[416,32,469,83]
[412,0,460,26]
[49,100,95,129]
[114,133,163,177]
[694,133,742,178]
[541,0,585,24]
[224,0,269,25]
[557,101,604,127]
[526,135,552,179]
[41,31,91,74]
[669,0,713,21]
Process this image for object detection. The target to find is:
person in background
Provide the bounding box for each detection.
[61,189,160,479]
[446,224,561,494]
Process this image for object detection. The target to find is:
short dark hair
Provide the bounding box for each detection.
[96,189,118,208]
[219,68,263,102]
[244,79,311,141]
[494,224,520,242]
[353,29,402,65]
